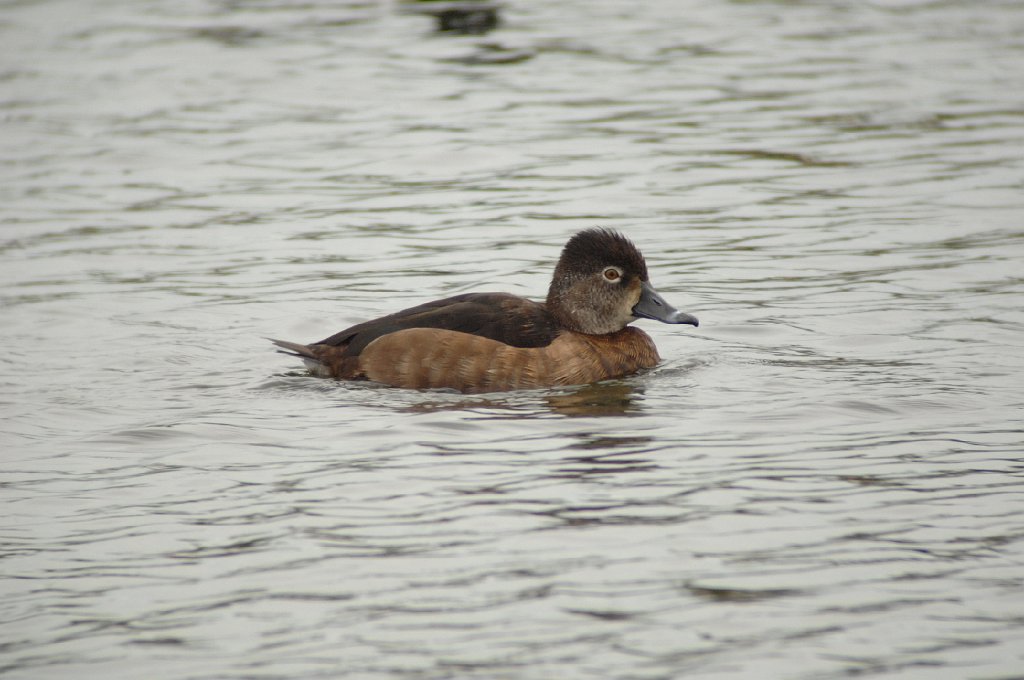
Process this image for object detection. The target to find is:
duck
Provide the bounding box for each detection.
[271,228,698,394]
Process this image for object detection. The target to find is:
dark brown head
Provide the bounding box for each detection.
[545,228,699,335]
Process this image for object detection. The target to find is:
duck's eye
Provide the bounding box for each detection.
[603,267,622,282]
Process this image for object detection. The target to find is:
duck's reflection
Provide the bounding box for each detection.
[544,381,644,418]
[400,380,645,418]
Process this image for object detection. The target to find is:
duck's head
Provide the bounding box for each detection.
[545,228,699,335]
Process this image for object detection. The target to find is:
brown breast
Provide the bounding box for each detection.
[341,326,661,393]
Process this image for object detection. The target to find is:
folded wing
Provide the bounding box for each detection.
[316,292,559,357]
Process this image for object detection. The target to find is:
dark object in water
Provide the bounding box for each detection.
[400,1,502,35]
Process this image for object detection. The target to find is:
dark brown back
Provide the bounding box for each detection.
[315,292,560,357]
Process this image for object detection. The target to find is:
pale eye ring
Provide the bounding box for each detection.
[603,267,622,282]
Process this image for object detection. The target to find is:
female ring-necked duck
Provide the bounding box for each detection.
[272,228,698,393]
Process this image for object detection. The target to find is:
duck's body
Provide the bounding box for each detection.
[272,229,697,394]
[273,292,662,393]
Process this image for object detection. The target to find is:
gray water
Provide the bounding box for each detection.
[2,0,1024,678]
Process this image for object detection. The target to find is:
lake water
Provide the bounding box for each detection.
[2,0,1023,678]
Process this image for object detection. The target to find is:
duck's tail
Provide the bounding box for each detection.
[268,338,332,377]
[269,338,318,360]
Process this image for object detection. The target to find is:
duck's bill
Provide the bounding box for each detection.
[632,281,699,326]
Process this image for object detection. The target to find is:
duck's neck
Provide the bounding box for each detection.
[546,285,630,336]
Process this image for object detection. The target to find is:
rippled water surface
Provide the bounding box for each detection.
[3,0,1024,677]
